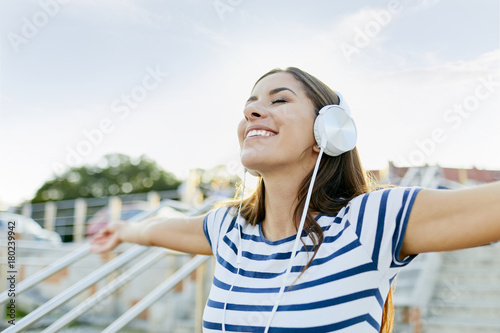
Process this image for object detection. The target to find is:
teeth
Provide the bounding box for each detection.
[247,130,275,138]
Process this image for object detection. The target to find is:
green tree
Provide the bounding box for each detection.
[32,153,181,203]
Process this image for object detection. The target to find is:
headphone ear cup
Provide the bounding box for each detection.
[314,105,357,157]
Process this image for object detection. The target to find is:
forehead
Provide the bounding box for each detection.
[252,72,305,95]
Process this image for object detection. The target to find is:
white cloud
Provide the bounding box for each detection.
[68,0,172,28]
[405,0,443,13]
[358,49,500,169]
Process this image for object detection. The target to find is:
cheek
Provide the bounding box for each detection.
[237,119,246,145]
[285,115,316,143]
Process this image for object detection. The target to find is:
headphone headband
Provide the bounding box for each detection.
[334,91,351,116]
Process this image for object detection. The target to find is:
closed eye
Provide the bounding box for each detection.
[271,99,287,104]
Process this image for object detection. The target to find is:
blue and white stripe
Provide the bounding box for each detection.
[203,187,421,332]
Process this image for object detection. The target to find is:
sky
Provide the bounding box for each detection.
[0,0,499,207]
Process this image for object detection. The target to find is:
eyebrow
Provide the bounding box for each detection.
[246,87,297,104]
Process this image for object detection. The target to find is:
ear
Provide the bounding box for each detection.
[312,143,321,153]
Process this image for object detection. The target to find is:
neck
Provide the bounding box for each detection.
[260,164,314,241]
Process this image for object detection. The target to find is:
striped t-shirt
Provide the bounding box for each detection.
[202,186,421,332]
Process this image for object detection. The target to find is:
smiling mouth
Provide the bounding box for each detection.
[246,129,277,139]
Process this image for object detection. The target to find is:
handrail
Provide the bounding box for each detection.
[0,199,180,305]
[2,245,150,333]
[399,167,419,187]
[0,240,74,251]
[0,244,91,306]
[102,255,211,333]
[421,165,440,188]
[42,247,168,332]
[2,196,220,332]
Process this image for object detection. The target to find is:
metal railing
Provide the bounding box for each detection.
[102,254,210,333]
[2,246,149,332]
[0,244,90,305]
[1,197,219,332]
[42,247,168,332]
[0,200,172,307]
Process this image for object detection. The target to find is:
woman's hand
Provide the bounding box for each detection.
[90,221,127,253]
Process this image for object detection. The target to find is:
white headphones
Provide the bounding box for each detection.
[314,91,357,157]
[245,91,357,176]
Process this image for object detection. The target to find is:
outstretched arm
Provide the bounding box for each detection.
[401,181,500,258]
[90,214,212,255]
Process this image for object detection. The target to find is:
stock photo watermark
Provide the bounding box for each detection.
[5,218,17,326]
[427,276,462,317]
[396,74,500,166]
[213,0,244,20]
[339,0,404,64]
[7,0,71,53]
[50,65,169,175]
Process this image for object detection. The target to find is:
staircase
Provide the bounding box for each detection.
[0,199,218,333]
[423,243,500,333]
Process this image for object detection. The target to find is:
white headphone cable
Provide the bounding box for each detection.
[263,145,325,333]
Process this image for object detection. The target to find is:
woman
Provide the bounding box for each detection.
[91,67,500,332]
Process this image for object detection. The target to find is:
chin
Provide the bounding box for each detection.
[240,161,262,173]
[240,148,264,163]
[240,158,265,175]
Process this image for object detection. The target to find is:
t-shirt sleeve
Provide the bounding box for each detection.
[347,187,422,276]
[202,206,233,255]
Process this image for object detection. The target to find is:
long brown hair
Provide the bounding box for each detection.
[228,67,393,332]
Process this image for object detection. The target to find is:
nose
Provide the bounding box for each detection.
[243,102,268,121]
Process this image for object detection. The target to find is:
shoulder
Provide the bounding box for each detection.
[344,186,422,232]
[203,205,240,253]
[205,205,239,226]
[348,186,421,209]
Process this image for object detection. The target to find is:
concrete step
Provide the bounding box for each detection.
[392,323,413,333]
[436,270,500,285]
[427,301,500,320]
[433,283,500,302]
[174,318,197,333]
[437,266,500,278]
[423,317,500,333]
[421,244,500,331]
[440,258,500,268]
[443,245,500,265]
[441,263,500,272]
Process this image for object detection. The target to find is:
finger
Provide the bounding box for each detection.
[91,234,108,243]
[90,242,112,253]
[91,237,107,246]
[90,235,120,253]
[93,227,110,238]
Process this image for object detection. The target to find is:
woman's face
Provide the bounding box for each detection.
[237,72,319,176]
